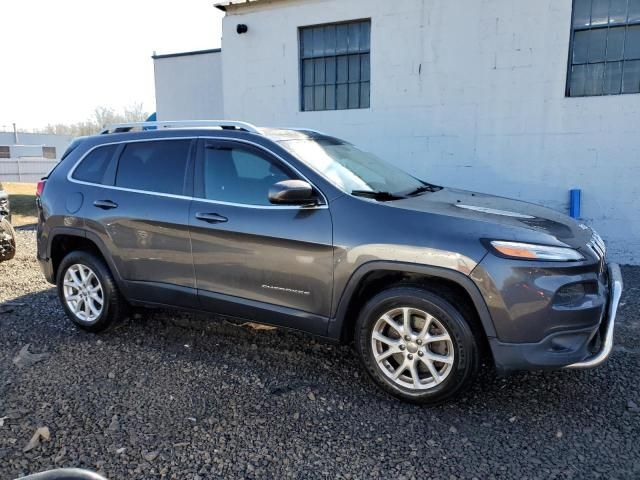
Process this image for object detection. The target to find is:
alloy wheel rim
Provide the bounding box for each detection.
[371,307,455,390]
[63,264,104,323]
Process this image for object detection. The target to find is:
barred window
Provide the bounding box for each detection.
[568,0,640,96]
[0,146,9,159]
[300,19,371,111]
[43,146,56,159]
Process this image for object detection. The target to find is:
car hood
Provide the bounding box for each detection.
[385,187,591,248]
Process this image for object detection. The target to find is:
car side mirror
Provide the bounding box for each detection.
[269,180,317,206]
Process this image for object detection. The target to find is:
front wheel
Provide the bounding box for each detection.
[354,287,480,405]
[57,251,126,332]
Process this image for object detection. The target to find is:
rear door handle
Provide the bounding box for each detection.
[93,200,118,210]
[195,212,228,224]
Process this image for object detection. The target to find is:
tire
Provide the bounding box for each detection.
[0,217,16,262]
[56,250,126,332]
[354,286,479,405]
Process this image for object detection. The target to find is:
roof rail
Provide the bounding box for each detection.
[99,120,261,135]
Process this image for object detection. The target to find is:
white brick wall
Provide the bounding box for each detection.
[218,0,640,264]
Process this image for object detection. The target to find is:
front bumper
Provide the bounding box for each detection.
[564,263,623,369]
[488,263,623,372]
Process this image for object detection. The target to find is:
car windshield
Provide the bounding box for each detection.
[278,137,425,196]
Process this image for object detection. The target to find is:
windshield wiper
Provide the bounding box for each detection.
[405,184,442,197]
[351,190,405,201]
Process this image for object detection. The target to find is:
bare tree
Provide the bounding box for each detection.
[37,103,150,136]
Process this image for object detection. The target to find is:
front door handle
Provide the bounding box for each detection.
[195,212,228,224]
[93,200,118,210]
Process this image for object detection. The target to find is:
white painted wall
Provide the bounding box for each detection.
[0,132,73,181]
[154,50,224,120]
[219,0,640,264]
[0,132,73,161]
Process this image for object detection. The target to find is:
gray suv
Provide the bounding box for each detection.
[36,120,623,404]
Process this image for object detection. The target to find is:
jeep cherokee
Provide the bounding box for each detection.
[36,120,622,404]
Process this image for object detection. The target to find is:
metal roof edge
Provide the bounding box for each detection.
[152,48,222,60]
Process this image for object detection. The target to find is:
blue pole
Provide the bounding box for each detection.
[569,189,581,219]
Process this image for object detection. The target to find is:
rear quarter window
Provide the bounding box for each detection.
[115,140,191,195]
[72,144,118,184]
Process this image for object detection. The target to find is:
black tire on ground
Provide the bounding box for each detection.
[0,217,16,262]
[354,286,480,405]
[56,250,127,332]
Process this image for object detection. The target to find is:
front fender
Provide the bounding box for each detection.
[328,260,497,340]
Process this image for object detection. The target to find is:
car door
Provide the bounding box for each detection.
[74,138,197,307]
[189,138,334,335]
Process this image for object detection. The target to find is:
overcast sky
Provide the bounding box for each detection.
[0,0,223,131]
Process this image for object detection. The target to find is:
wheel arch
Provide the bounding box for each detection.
[329,261,497,345]
[48,227,124,290]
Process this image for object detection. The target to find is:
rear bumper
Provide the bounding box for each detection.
[38,253,55,284]
[490,263,622,373]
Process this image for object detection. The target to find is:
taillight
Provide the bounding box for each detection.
[36,179,46,197]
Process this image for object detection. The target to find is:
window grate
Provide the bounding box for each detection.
[568,0,640,96]
[300,19,371,111]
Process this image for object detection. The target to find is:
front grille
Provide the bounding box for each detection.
[587,229,606,261]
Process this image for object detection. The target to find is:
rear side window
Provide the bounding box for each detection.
[115,140,191,195]
[72,144,118,184]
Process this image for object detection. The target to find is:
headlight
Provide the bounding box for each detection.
[489,240,585,261]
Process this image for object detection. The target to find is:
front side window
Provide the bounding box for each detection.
[300,19,371,111]
[200,144,296,206]
[72,144,118,185]
[279,137,424,195]
[568,0,640,96]
[115,140,191,195]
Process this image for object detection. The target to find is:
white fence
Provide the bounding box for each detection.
[0,157,57,182]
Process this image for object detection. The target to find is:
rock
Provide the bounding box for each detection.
[116,447,126,454]
[23,426,51,452]
[13,344,50,369]
[627,400,639,412]
[509,416,517,423]
[54,447,67,463]
[449,426,458,434]
[307,391,316,401]
[107,415,119,432]
[143,450,159,462]
[108,372,116,379]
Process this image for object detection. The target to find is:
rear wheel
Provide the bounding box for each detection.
[355,287,479,405]
[57,251,126,332]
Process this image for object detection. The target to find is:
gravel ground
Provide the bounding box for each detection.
[1,229,639,480]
